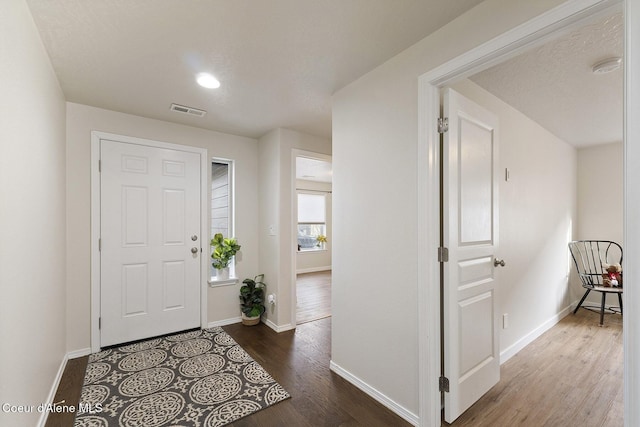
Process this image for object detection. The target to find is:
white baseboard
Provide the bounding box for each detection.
[37,352,69,427]
[207,317,241,328]
[500,305,572,364]
[208,316,295,333]
[329,360,419,426]
[67,347,92,359]
[264,318,295,333]
[296,266,331,274]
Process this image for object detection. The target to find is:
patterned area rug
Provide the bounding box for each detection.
[74,327,290,427]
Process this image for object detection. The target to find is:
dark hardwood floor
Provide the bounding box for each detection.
[45,318,409,427]
[296,270,331,324]
[44,356,89,427]
[45,307,623,427]
[223,318,410,426]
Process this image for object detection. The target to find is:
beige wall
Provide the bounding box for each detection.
[66,103,260,352]
[258,129,331,328]
[576,142,623,305]
[577,142,623,243]
[0,1,67,425]
[331,0,567,417]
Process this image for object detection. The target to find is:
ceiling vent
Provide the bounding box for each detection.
[170,103,206,117]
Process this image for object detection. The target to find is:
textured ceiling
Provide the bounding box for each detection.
[26,0,485,139]
[470,11,623,148]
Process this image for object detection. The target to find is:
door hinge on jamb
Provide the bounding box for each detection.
[98,160,101,172]
[98,317,101,330]
[439,376,450,393]
[98,238,101,252]
[438,117,449,134]
[438,247,449,263]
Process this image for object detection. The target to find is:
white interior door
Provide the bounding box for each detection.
[100,139,201,347]
[442,88,500,422]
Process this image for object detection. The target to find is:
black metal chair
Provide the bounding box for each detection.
[568,240,623,326]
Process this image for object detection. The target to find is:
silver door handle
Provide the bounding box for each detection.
[191,247,198,254]
[494,258,506,267]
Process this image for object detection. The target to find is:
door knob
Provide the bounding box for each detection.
[191,247,198,254]
[494,258,506,267]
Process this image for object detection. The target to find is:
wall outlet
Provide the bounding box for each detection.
[503,313,509,329]
[267,294,276,305]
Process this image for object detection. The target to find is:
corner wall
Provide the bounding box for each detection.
[0,1,67,425]
[258,129,331,329]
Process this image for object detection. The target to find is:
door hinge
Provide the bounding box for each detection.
[439,376,450,393]
[98,160,102,172]
[98,238,101,251]
[98,317,101,330]
[438,246,449,263]
[438,117,449,134]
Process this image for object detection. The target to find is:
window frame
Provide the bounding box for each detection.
[296,190,328,253]
[209,158,237,285]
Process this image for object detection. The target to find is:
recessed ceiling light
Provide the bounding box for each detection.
[196,73,220,89]
[592,57,622,74]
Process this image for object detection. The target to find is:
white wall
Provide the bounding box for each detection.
[296,179,332,273]
[576,142,623,305]
[258,129,331,329]
[577,142,623,243]
[257,130,281,325]
[0,1,67,425]
[451,79,578,356]
[331,0,567,418]
[66,103,259,351]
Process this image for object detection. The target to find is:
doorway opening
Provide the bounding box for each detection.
[443,11,623,425]
[293,153,333,325]
[417,1,632,425]
[439,7,624,424]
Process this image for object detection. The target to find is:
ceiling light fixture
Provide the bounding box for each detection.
[592,57,622,74]
[196,73,221,89]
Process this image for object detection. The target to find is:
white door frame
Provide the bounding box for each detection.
[289,149,333,328]
[90,131,209,353]
[417,0,639,425]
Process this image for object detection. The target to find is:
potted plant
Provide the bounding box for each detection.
[239,274,266,326]
[210,233,241,279]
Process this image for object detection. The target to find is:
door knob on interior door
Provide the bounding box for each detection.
[494,258,506,267]
[191,247,198,254]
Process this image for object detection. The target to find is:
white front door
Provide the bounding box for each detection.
[100,138,202,347]
[442,88,501,422]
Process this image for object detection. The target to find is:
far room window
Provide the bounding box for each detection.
[211,159,234,280]
[297,192,326,252]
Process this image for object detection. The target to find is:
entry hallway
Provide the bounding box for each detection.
[46,309,621,426]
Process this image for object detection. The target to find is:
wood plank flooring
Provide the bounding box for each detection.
[44,318,408,427]
[45,307,622,426]
[223,318,411,426]
[296,270,331,324]
[447,309,623,427]
[44,356,88,427]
